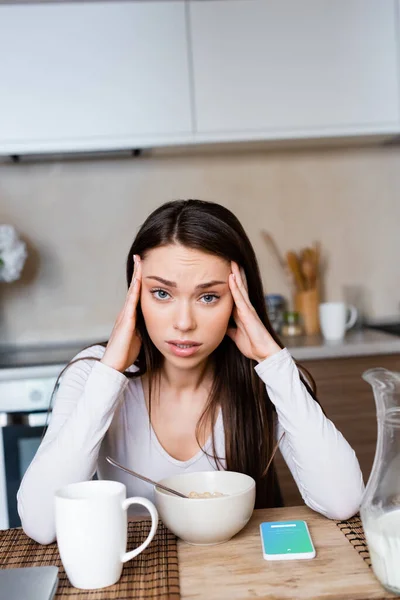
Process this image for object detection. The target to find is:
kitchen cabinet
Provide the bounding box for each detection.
[274,353,400,507]
[1,0,399,156]
[189,0,400,142]
[0,2,192,154]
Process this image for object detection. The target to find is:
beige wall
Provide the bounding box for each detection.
[0,144,399,345]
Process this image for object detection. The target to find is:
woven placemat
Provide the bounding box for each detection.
[0,520,180,599]
[336,514,371,568]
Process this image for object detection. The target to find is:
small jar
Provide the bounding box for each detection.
[265,294,286,334]
[281,311,303,337]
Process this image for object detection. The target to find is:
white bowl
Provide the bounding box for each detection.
[154,471,256,545]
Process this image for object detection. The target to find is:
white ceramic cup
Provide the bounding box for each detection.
[319,302,358,341]
[54,480,158,590]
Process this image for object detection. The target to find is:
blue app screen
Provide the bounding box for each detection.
[260,521,313,555]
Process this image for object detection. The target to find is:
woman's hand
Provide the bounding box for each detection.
[226,261,281,362]
[101,255,142,373]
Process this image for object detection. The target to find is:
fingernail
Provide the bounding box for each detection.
[133,254,136,264]
[133,277,137,286]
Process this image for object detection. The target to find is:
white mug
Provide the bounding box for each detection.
[319,302,358,341]
[54,480,158,590]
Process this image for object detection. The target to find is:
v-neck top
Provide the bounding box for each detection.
[135,378,224,469]
[17,344,365,545]
[96,369,226,515]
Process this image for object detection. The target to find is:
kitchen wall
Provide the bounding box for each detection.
[0,143,399,345]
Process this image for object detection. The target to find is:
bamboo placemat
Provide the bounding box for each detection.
[336,514,371,568]
[0,520,180,599]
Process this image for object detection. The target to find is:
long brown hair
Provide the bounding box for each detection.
[48,199,318,509]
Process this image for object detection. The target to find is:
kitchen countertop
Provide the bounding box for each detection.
[283,328,400,361]
[0,341,98,370]
[178,505,392,600]
[0,329,399,370]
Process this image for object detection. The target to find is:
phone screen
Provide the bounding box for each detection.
[260,520,315,558]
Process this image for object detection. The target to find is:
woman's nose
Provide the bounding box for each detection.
[173,301,196,332]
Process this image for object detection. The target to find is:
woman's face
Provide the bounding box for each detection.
[140,244,234,368]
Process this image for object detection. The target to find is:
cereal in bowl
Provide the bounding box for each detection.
[188,491,227,499]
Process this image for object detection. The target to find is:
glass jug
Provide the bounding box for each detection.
[360,367,400,595]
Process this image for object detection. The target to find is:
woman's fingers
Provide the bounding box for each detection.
[239,266,249,292]
[120,256,137,316]
[229,271,251,318]
[101,254,143,372]
[125,255,141,317]
[232,262,249,299]
[128,255,139,291]
[230,262,253,310]
[119,255,141,322]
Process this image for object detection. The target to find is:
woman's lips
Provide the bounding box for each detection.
[166,341,202,358]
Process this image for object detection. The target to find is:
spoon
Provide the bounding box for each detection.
[107,433,285,499]
[105,455,189,499]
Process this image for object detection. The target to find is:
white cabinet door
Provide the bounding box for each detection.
[0,2,193,154]
[189,0,400,140]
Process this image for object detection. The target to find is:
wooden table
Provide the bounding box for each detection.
[178,506,397,600]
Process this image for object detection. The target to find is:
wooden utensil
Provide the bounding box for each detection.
[106,456,189,498]
[261,230,295,292]
[300,248,317,290]
[286,251,306,291]
[261,230,287,272]
[313,240,321,289]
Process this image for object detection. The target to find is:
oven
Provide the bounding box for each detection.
[0,364,64,529]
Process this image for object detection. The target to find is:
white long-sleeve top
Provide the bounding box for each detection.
[17,345,364,544]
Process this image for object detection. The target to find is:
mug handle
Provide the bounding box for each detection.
[121,497,158,563]
[345,305,358,331]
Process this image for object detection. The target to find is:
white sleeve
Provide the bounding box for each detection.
[17,345,129,545]
[254,348,365,520]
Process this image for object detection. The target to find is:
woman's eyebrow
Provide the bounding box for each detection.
[145,276,227,289]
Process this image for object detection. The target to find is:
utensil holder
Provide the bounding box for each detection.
[294,288,320,335]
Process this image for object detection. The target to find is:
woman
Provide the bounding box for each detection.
[18,199,364,544]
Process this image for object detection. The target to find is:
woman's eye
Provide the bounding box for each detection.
[151,289,170,300]
[201,294,219,304]
[150,289,219,304]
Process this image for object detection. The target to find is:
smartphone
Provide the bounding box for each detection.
[259,520,316,561]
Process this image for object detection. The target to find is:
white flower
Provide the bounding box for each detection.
[0,225,28,283]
